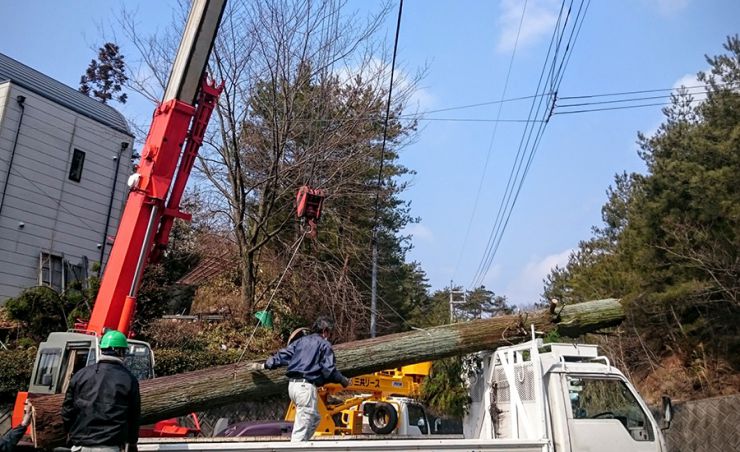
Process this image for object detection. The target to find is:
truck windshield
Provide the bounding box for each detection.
[567,376,654,441]
[124,343,154,381]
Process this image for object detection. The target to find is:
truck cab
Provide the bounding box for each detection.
[465,339,667,452]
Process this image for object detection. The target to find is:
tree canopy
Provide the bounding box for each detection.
[543,35,740,389]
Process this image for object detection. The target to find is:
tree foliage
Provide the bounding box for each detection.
[79,42,128,104]
[542,36,740,388]
[4,282,97,342]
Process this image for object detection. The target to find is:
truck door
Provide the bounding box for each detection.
[564,375,660,452]
[406,403,430,435]
[59,342,94,394]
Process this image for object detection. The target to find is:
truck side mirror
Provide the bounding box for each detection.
[661,395,672,430]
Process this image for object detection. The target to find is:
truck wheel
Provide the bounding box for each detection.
[369,402,398,434]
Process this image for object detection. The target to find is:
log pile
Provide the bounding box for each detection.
[31,298,624,448]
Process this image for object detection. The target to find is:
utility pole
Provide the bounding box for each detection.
[370,0,403,338]
[449,281,466,323]
[370,231,378,337]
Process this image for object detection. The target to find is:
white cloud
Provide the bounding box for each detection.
[503,248,572,306]
[496,0,560,53]
[655,0,690,16]
[405,223,434,242]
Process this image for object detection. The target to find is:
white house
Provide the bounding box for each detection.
[0,53,134,304]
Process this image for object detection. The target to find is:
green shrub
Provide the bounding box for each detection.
[4,282,97,342]
[0,348,35,403]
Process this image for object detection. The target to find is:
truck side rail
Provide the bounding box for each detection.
[137,437,548,452]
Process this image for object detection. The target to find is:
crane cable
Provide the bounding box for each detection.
[234,229,309,366]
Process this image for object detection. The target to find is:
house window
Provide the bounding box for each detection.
[65,259,88,289]
[40,252,64,291]
[69,148,86,182]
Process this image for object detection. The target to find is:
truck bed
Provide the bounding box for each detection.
[137,436,548,451]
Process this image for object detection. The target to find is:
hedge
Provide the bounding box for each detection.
[0,348,36,403]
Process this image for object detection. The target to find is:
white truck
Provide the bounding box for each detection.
[137,332,672,451]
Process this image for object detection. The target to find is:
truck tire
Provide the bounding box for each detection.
[368,402,398,434]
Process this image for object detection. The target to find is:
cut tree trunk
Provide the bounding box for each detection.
[30,298,624,448]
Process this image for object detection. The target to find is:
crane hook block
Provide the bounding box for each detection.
[296,185,325,238]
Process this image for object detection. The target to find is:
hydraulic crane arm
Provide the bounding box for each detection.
[87,0,227,336]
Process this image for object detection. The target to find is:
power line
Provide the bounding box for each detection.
[416,93,553,115]
[469,0,566,289]
[470,0,590,289]
[452,0,530,281]
[559,83,714,100]
[554,101,677,115]
[557,93,681,108]
[557,90,710,108]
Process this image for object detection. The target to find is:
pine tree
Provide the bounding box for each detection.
[79,42,128,104]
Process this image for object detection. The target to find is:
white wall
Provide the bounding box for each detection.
[0,83,132,303]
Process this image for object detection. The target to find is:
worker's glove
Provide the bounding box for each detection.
[247,362,265,371]
[340,376,350,388]
[21,400,32,427]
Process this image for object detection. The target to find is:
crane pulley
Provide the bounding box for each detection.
[296,185,325,239]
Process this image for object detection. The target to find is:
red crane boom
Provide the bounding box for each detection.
[87,0,227,336]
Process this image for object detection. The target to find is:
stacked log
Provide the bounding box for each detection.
[31,298,624,448]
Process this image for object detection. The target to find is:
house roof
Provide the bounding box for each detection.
[0,52,132,136]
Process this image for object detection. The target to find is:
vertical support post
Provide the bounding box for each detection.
[370,230,378,338]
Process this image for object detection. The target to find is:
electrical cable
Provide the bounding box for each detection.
[479,0,590,286]
[452,0,530,281]
[469,0,568,289]
[558,83,715,100]
[471,0,590,289]
[553,101,689,115]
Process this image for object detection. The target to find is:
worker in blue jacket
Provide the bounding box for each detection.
[252,316,350,441]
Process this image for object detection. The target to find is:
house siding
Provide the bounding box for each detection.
[0,83,132,303]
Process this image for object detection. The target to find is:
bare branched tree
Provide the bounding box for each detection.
[116,0,424,333]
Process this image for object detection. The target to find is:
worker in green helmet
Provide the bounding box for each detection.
[62,330,141,452]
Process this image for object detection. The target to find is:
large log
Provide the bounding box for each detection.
[31,298,623,448]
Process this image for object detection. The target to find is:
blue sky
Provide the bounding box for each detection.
[1,0,737,306]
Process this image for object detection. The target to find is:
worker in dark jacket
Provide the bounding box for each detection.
[0,401,32,452]
[253,316,350,441]
[62,330,140,452]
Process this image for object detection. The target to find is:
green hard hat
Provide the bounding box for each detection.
[100,330,129,349]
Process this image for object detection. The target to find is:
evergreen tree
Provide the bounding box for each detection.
[79,42,128,104]
[542,35,740,382]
